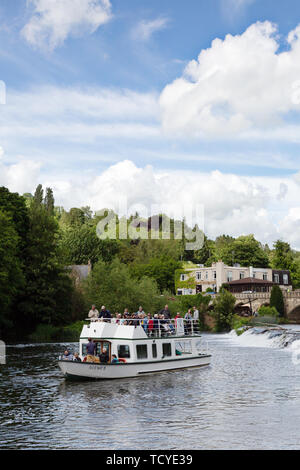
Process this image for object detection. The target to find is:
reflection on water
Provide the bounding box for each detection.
[1,334,300,449]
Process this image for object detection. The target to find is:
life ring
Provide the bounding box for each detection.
[119,358,127,363]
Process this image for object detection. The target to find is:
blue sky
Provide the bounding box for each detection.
[1,0,300,247]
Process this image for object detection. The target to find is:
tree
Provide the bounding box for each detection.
[130,256,182,293]
[271,240,294,271]
[18,185,73,330]
[213,288,236,332]
[221,235,269,267]
[44,187,54,215]
[0,211,24,334]
[84,259,162,314]
[270,285,285,318]
[59,224,119,265]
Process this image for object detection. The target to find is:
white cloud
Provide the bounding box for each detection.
[22,0,112,50]
[2,157,300,247]
[133,17,169,41]
[0,155,41,194]
[0,86,160,142]
[160,21,300,139]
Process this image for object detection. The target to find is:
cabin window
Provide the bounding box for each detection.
[136,344,148,359]
[152,344,157,358]
[175,341,192,354]
[118,345,130,359]
[162,343,172,357]
[82,344,88,355]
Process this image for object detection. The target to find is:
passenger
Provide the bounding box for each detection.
[88,304,99,321]
[141,313,148,334]
[137,306,145,316]
[111,354,119,364]
[159,304,171,319]
[99,305,111,322]
[86,338,96,355]
[73,352,82,362]
[153,314,159,337]
[63,350,73,360]
[184,309,193,335]
[147,313,154,336]
[99,347,109,363]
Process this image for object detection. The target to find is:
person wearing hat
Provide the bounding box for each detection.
[99,305,111,321]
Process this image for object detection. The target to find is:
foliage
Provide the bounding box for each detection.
[131,256,182,293]
[212,288,236,332]
[83,258,163,314]
[0,211,24,333]
[270,285,285,317]
[258,305,279,317]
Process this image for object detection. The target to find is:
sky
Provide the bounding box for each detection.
[1,0,300,248]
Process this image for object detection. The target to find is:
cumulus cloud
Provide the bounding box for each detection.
[2,157,300,246]
[160,21,300,139]
[22,0,112,50]
[0,155,41,194]
[133,17,169,41]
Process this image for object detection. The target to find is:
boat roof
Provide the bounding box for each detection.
[81,322,148,340]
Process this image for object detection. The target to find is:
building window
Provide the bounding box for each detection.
[263,273,268,281]
[240,272,245,279]
[162,343,172,357]
[152,344,157,358]
[136,344,148,359]
[227,271,233,282]
[213,271,217,280]
[205,272,208,280]
[196,272,201,281]
[274,274,280,284]
[118,345,130,358]
[283,274,289,285]
[180,274,186,281]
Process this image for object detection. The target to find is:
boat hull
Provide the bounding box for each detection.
[58,354,211,380]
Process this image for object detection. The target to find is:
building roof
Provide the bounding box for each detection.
[227,277,273,285]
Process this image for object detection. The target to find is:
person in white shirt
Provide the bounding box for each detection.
[88,304,99,320]
[193,306,199,321]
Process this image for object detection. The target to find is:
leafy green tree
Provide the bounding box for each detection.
[221,235,269,267]
[271,240,294,270]
[213,288,236,332]
[59,224,119,265]
[270,285,285,317]
[130,256,182,293]
[0,211,24,333]
[84,259,162,314]
[44,187,54,215]
[18,185,73,330]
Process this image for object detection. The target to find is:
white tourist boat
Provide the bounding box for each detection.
[58,318,212,380]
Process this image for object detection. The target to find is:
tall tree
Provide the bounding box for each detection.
[0,211,24,334]
[270,285,285,318]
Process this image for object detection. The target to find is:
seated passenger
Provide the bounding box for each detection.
[73,352,82,362]
[63,350,73,360]
[111,354,119,364]
[99,347,109,363]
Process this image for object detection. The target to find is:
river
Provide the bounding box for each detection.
[0,330,300,450]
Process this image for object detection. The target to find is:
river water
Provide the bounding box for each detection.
[0,330,300,450]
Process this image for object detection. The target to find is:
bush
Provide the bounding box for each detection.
[258,305,279,317]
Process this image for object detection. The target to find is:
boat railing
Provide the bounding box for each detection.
[84,317,201,337]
